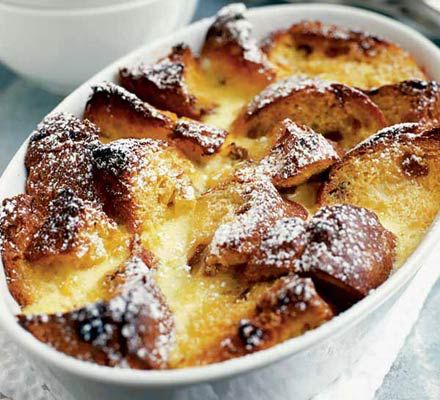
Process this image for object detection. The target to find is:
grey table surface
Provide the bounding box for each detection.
[0,1,439,399]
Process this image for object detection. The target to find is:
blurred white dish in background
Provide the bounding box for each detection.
[0,0,198,94]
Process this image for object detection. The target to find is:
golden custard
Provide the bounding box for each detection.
[1,4,440,370]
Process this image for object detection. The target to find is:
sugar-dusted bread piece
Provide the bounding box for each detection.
[92,138,196,235]
[172,118,228,159]
[84,82,176,140]
[300,204,395,306]
[0,195,44,306]
[320,123,440,265]
[0,189,130,310]
[245,217,307,282]
[84,82,228,160]
[202,276,333,363]
[262,21,426,88]
[365,80,440,127]
[201,3,275,91]
[120,44,215,119]
[19,246,175,369]
[25,112,101,205]
[233,76,386,151]
[25,188,120,267]
[192,170,307,272]
[257,119,340,187]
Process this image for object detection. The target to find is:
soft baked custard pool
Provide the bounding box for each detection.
[1,4,440,369]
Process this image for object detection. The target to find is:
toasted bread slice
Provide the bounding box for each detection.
[84,82,176,141]
[232,76,386,152]
[0,190,130,311]
[120,44,215,119]
[201,276,332,364]
[84,82,228,160]
[25,188,120,267]
[300,204,395,306]
[19,247,174,369]
[245,217,307,282]
[258,119,340,187]
[365,80,440,127]
[201,4,275,91]
[172,118,228,160]
[262,21,426,88]
[0,195,44,306]
[25,112,101,206]
[92,139,196,237]
[320,123,440,265]
[191,170,307,273]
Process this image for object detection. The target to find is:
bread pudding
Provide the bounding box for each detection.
[1,4,440,370]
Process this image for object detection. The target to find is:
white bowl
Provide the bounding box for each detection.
[0,0,198,94]
[0,3,440,400]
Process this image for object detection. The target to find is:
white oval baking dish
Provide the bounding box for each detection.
[0,4,439,400]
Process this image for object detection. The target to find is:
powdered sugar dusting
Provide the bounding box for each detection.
[208,173,292,262]
[173,119,227,155]
[122,44,188,93]
[90,82,169,122]
[21,251,175,369]
[208,4,272,69]
[25,112,101,205]
[246,76,332,117]
[25,188,115,262]
[250,217,306,270]
[258,119,339,185]
[299,204,395,295]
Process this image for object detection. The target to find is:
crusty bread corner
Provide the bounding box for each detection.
[365,80,440,127]
[0,194,44,306]
[199,276,333,365]
[262,20,426,88]
[24,188,119,268]
[25,112,101,206]
[201,3,275,90]
[232,76,386,153]
[0,188,130,311]
[320,123,440,265]
[300,204,395,306]
[190,169,307,275]
[257,119,340,188]
[84,81,176,141]
[120,43,215,119]
[84,82,228,161]
[92,138,196,236]
[19,244,175,370]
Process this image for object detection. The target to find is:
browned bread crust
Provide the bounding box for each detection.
[25,112,101,206]
[0,195,44,306]
[320,123,440,264]
[262,21,426,88]
[245,217,307,282]
[300,204,395,304]
[120,44,215,119]
[25,188,117,267]
[19,246,174,369]
[85,82,228,160]
[84,82,176,140]
[365,80,440,127]
[203,276,333,363]
[258,119,340,187]
[92,138,195,234]
[202,4,275,89]
[172,118,228,159]
[233,76,386,152]
[202,172,307,272]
